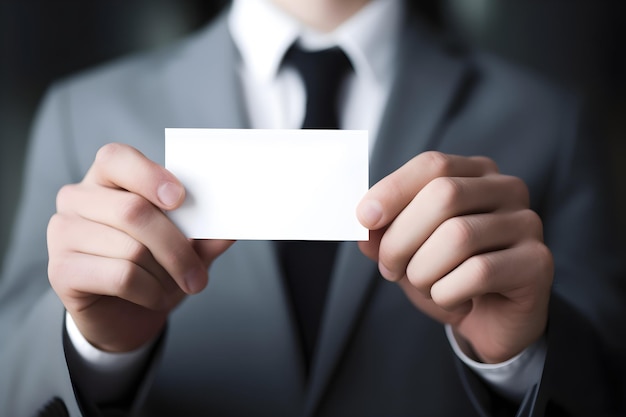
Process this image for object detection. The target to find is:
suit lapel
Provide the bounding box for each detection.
[163,12,249,130]
[158,12,307,405]
[303,18,473,416]
[159,11,475,415]
[371,24,473,184]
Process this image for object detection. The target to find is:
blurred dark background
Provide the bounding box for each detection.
[1,0,625,267]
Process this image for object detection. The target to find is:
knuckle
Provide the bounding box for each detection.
[160,250,187,275]
[55,184,79,211]
[467,255,494,289]
[47,213,64,236]
[430,289,453,310]
[504,176,530,206]
[95,142,126,165]
[477,156,499,173]
[377,237,407,276]
[519,209,544,239]
[527,242,554,283]
[112,262,136,296]
[47,257,63,284]
[427,177,463,211]
[118,194,154,228]
[419,151,453,177]
[379,171,410,208]
[47,214,83,258]
[124,239,150,264]
[161,242,198,279]
[442,217,477,249]
[46,214,67,250]
[113,262,166,310]
[405,264,428,293]
[47,256,73,292]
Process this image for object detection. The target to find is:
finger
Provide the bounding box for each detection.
[49,252,175,312]
[429,242,553,312]
[56,184,207,294]
[357,228,385,262]
[83,143,185,210]
[48,212,178,293]
[192,239,237,269]
[397,276,473,324]
[357,152,499,230]
[405,209,543,294]
[377,175,529,281]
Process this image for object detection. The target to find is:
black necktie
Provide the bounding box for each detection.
[277,44,352,370]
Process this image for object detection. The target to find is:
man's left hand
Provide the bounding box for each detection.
[357,151,553,363]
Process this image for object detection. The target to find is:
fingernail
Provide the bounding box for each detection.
[184,268,206,294]
[158,182,183,208]
[358,200,383,228]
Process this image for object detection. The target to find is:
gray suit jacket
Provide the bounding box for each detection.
[1,9,624,417]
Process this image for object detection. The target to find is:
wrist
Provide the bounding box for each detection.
[66,311,159,371]
[445,324,547,401]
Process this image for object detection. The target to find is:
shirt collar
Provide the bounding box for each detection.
[228,0,403,86]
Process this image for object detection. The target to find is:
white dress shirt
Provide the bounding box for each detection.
[230,0,397,155]
[66,0,546,406]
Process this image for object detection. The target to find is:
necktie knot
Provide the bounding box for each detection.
[283,44,353,129]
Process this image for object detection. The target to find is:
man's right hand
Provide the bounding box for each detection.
[47,143,233,353]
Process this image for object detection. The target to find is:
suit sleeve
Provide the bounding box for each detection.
[527,101,626,415]
[454,98,626,417]
[0,85,85,417]
[0,84,162,416]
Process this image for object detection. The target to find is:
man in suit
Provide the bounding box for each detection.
[1,0,624,416]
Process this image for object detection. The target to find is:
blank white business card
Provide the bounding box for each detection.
[165,128,369,241]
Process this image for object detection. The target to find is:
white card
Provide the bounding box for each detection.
[165,128,369,241]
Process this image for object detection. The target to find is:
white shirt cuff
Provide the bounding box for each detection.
[65,311,157,404]
[445,324,546,402]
